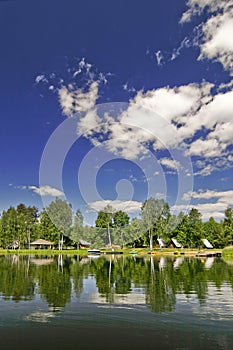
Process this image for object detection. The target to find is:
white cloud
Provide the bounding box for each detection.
[155,50,164,66]
[172,202,226,220]
[105,82,213,159]
[73,80,233,175]
[77,108,101,137]
[58,81,99,116]
[179,189,233,219]
[171,37,191,61]
[181,0,233,74]
[89,200,142,213]
[28,185,64,197]
[122,82,136,93]
[199,11,233,74]
[194,164,215,177]
[180,0,231,23]
[128,82,212,124]
[189,138,223,158]
[218,80,233,91]
[183,189,233,201]
[159,158,180,170]
[35,74,48,84]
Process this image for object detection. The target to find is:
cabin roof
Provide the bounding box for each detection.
[79,239,91,246]
[30,238,54,245]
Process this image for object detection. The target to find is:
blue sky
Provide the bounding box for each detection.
[1,0,233,224]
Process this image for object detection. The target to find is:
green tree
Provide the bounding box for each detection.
[37,209,60,244]
[113,210,129,228]
[128,218,146,247]
[141,198,170,250]
[95,205,116,246]
[46,198,73,250]
[112,210,130,248]
[174,212,189,247]
[223,206,233,245]
[204,217,225,248]
[71,209,84,247]
[0,207,18,248]
[186,208,203,248]
[16,203,38,248]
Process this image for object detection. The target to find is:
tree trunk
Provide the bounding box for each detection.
[149,230,153,250]
[107,222,112,247]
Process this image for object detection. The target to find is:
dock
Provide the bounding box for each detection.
[196,251,221,257]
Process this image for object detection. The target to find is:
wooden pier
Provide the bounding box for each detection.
[196,251,221,258]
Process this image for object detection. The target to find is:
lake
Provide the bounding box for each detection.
[0,254,233,349]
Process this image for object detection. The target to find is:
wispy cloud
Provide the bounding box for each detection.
[171,37,191,61]
[59,81,99,116]
[28,185,64,197]
[122,82,136,93]
[89,200,142,213]
[155,50,164,66]
[159,158,181,170]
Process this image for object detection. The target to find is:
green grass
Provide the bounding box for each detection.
[0,249,89,255]
[0,247,223,256]
[222,246,233,258]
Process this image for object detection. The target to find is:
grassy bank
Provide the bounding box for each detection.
[0,247,223,256]
[222,246,233,258]
[0,249,89,255]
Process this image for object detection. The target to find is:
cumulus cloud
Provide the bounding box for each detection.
[89,200,142,213]
[102,82,213,159]
[72,79,233,174]
[183,189,233,201]
[181,0,233,74]
[185,89,233,160]
[28,185,64,197]
[177,188,233,219]
[199,11,233,74]
[180,0,231,23]
[173,202,226,220]
[128,83,211,124]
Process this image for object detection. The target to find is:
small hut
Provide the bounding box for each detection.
[79,239,91,249]
[30,239,54,249]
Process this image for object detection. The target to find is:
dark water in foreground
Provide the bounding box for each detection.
[0,254,233,349]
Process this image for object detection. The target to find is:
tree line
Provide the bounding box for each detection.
[0,197,233,249]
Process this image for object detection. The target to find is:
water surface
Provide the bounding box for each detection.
[0,254,233,349]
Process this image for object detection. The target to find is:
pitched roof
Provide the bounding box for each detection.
[30,239,54,245]
[171,238,182,248]
[202,238,213,249]
[79,239,91,246]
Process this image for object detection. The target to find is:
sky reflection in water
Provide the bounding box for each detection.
[0,254,233,349]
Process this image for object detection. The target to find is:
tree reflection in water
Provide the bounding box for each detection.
[0,254,232,312]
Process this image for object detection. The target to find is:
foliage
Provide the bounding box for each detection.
[46,198,73,250]
[0,198,233,249]
[70,209,84,246]
[141,198,170,250]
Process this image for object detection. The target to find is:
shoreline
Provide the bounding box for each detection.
[0,247,223,257]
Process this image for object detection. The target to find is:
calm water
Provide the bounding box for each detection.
[1,254,233,349]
